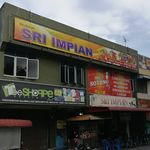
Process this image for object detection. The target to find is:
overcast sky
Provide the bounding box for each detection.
[0,0,150,57]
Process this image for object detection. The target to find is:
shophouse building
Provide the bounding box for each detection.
[137,55,150,135]
[0,2,148,150]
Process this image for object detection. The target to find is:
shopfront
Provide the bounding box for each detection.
[87,65,138,148]
[67,114,101,149]
[0,119,32,150]
[0,79,86,149]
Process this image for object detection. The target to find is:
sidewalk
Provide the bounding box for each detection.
[123,145,150,150]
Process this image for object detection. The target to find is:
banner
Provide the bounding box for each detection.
[88,68,110,95]
[88,67,132,97]
[14,17,137,70]
[139,55,150,76]
[138,100,150,108]
[90,94,136,107]
[0,80,85,105]
[110,72,132,97]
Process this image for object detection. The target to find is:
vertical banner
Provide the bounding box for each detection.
[87,68,111,95]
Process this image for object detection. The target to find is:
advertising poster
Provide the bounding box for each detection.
[14,17,137,70]
[0,80,85,105]
[88,67,132,97]
[87,68,110,95]
[138,100,150,108]
[139,55,150,70]
[139,55,150,76]
[111,72,132,97]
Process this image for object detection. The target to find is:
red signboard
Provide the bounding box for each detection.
[88,68,111,95]
[110,72,132,97]
[138,100,150,108]
[88,67,132,97]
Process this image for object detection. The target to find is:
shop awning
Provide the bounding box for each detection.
[0,119,32,127]
[87,107,150,113]
[138,75,150,80]
[67,114,111,121]
[108,107,150,111]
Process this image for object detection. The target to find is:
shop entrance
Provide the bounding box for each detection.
[0,128,21,150]
[68,121,98,149]
[0,119,32,150]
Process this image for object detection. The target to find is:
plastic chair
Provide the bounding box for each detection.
[114,139,121,150]
[102,139,110,150]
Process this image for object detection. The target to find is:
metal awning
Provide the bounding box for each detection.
[138,75,150,79]
[108,107,150,111]
[0,119,32,127]
[87,107,150,113]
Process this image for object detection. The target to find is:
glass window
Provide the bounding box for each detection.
[69,66,75,84]
[77,68,82,84]
[4,55,14,76]
[137,79,147,93]
[61,63,84,86]
[16,57,27,77]
[4,54,39,79]
[28,59,39,79]
[61,64,66,83]
[77,68,84,85]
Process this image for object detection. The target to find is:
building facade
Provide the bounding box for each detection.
[137,55,150,136]
[0,2,149,150]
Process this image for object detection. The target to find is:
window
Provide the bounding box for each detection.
[61,65,68,83]
[4,54,39,79]
[28,59,39,79]
[69,66,76,84]
[61,64,84,85]
[137,79,147,93]
[4,55,14,76]
[16,57,27,77]
[77,68,84,85]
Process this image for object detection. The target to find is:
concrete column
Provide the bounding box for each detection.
[48,119,56,149]
[126,120,130,138]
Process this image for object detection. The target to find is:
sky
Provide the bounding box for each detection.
[0,0,150,57]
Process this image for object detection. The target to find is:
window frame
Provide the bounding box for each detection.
[137,79,148,94]
[16,56,28,78]
[61,63,84,86]
[4,54,15,77]
[4,54,39,80]
[28,59,39,79]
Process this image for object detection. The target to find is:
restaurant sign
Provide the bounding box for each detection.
[14,17,137,70]
[90,94,136,107]
[0,80,85,104]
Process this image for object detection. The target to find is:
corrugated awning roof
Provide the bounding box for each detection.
[87,107,150,113]
[108,107,150,111]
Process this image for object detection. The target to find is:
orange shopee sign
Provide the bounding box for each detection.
[14,17,137,70]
